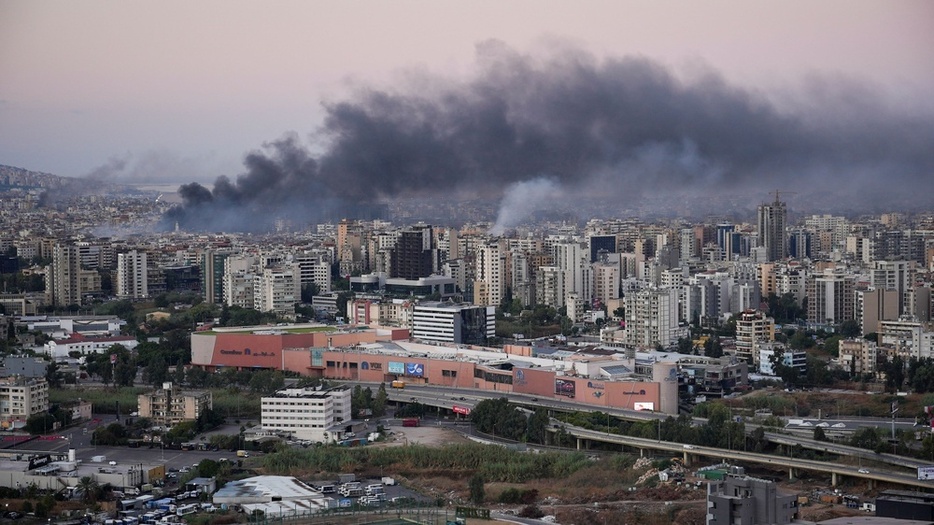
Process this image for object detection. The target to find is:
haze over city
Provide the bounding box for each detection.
[2,1,934,231]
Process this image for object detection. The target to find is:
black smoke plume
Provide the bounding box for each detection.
[164,41,934,231]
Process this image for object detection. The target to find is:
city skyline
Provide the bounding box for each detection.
[2,1,934,232]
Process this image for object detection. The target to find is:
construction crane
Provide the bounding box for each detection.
[770,190,797,204]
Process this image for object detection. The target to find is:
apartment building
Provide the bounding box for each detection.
[806,268,855,325]
[412,302,495,345]
[137,382,212,425]
[0,376,49,428]
[707,475,797,525]
[116,249,148,299]
[838,338,879,376]
[623,287,688,348]
[260,386,351,443]
[878,319,934,360]
[734,310,775,365]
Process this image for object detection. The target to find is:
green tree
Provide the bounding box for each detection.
[813,426,828,442]
[469,474,485,505]
[372,383,388,416]
[839,319,860,338]
[526,408,550,444]
[144,353,169,387]
[44,359,62,388]
[77,476,99,503]
[704,336,723,358]
[677,337,694,355]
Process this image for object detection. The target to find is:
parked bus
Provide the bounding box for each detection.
[176,504,198,517]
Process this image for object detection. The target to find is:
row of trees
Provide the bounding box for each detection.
[470,397,551,443]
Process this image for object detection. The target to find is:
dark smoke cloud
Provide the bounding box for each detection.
[164,41,934,231]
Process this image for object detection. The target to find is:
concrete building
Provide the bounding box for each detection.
[138,382,212,425]
[734,310,775,365]
[806,268,855,325]
[757,197,788,262]
[0,376,49,429]
[707,475,797,525]
[412,302,495,345]
[623,287,688,348]
[855,288,900,336]
[201,250,230,304]
[253,265,300,317]
[474,239,506,307]
[42,333,138,359]
[116,250,148,299]
[871,259,914,316]
[878,319,934,360]
[838,338,879,376]
[592,260,621,305]
[260,387,351,443]
[536,266,565,309]
[758,343,806,377]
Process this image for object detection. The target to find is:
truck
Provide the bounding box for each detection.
[236,450,249,458]
[402,417,419,427]
[381,476,396,486]
[391,380,406,389]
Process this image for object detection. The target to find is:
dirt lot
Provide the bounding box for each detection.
[382,423,474,447]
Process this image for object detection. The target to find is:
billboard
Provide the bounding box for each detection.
[633,402,656,411]
[405,362,425,377]
[555,378,576,398]
[388,361,404,374]
[919,466,934,481]
[452,405,471,415]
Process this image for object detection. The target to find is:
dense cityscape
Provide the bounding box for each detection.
[3,1,934,524]
[1,161,934,525]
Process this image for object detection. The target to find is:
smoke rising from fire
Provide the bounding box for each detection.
[164,41,934,231]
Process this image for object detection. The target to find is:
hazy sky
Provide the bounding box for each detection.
[2,0,933,183]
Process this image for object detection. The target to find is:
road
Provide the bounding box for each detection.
[1,415,252,472]
[383,383,934,488]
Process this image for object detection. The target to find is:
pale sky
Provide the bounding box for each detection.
[2,0,933,182]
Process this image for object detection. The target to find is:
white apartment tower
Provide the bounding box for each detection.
[623,287,687,348]
[592,261,621,305]
[253,265,300,316]
[554,241,593,306]
[536,266,565,308]
[474,239,506,307]
[116,250,148,299]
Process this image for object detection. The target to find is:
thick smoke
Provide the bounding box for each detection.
[165,41,934,231]
[489,178,562,236]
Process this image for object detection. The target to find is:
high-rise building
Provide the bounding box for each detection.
[474,239,506,307]
[623,287,687,348]
[253,265,300,316]
[871,260,913,315]
[201,250,229,304]
[735,310,775,365]
[116,250,148,299]
[855,288,899,336]
[47,244,80,307]
[536,266,565,308]
[757,197,787,262]
[806,268,855,325]
[390,226,435,280]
